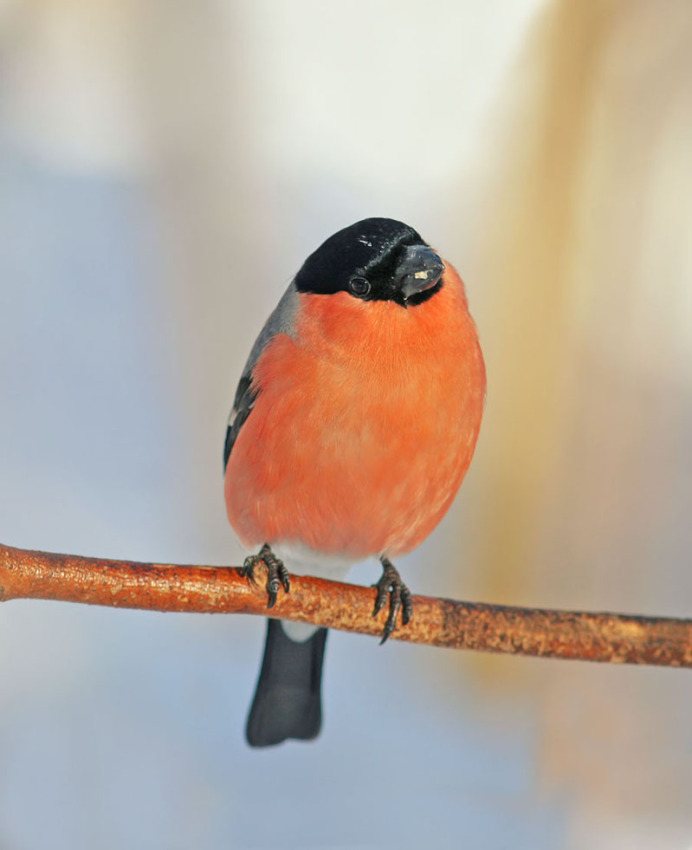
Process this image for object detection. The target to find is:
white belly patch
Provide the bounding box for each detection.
[269,542,363,641]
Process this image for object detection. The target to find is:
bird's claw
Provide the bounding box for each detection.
[240,544,290,609]
[372,557,413,644]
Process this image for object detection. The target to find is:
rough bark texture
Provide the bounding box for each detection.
[1,543,690,668]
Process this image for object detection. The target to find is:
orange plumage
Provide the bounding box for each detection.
[225,263,485,558]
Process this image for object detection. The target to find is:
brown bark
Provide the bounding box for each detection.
[0,542,690,668]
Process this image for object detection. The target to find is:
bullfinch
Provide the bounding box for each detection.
[224,217,485,747]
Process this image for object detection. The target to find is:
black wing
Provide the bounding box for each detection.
[223,373,259,469]
[223,282,298,472]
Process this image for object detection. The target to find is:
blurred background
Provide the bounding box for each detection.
[1,0,691,847]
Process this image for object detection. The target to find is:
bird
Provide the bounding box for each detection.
[224,217,485,747]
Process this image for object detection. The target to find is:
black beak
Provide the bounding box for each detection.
[396,245,445,302]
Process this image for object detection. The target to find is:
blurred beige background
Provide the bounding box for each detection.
[1,1,691,848]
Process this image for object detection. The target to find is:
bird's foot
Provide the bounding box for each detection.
[372,557,413,644]
[240,544,290,609]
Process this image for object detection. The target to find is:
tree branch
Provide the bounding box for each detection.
[1,542,690,668]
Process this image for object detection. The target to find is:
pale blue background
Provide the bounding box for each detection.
[1,1,691,848]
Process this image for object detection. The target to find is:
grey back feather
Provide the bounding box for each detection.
[224,282,299,469]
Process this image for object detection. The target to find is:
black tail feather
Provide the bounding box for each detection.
[245,619,328,747]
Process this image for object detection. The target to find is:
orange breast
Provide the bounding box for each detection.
[225,265,485,558]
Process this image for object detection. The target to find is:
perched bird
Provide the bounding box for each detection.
[224,217,485,747]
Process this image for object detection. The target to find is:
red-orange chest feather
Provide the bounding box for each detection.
[225,267,485,558]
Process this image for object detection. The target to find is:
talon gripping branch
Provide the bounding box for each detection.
[223,218,485,746]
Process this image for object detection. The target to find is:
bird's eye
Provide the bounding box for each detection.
[349,276,371,298]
